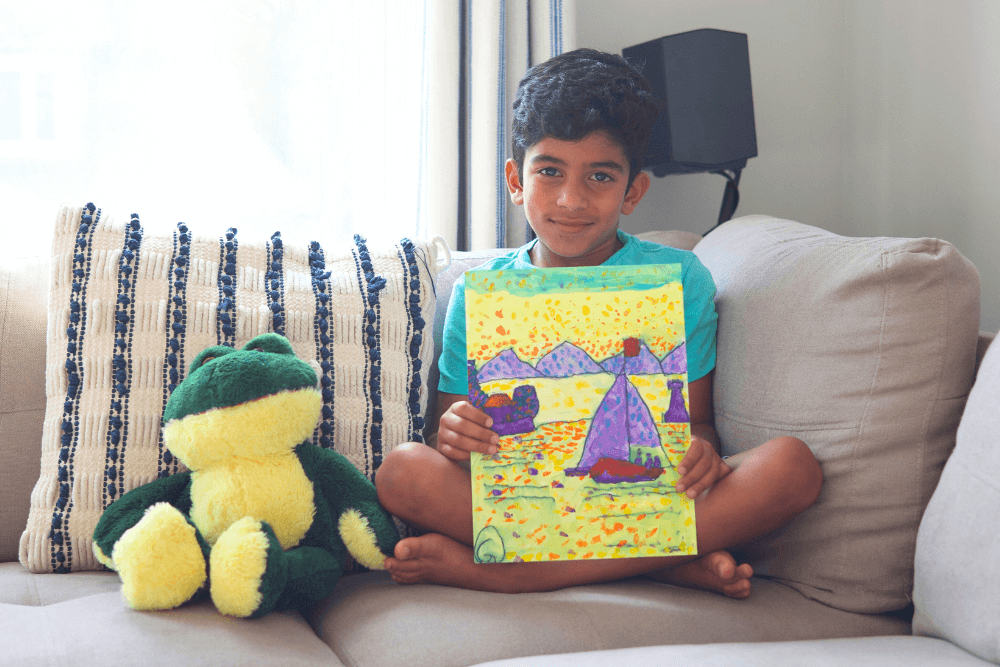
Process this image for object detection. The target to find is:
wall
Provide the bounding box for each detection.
[576,0,1000,332]
[576,0,849,237]
[843,0,1000,332]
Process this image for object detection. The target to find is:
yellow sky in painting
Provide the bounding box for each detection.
[467,282,685,365]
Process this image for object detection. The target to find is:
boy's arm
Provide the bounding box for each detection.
[677,371,735,498]
[688,372,720,452]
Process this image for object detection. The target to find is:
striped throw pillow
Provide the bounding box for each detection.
[20,203,445,573]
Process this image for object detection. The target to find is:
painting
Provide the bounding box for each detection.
[466,264,697,564]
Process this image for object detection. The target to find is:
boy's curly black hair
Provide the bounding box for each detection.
[511,48,660,190]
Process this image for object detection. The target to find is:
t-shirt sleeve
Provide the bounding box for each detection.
[682,255,718,383]
[437,274,470,395]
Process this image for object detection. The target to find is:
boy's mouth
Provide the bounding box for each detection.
[548,219,592,229]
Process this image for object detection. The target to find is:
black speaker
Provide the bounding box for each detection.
[624,29,757,177]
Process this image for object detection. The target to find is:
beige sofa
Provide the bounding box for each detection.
[2,215,997,667]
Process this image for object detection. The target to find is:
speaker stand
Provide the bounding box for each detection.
[703,169,741,236]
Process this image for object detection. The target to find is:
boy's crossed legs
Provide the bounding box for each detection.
[376,435,821,597]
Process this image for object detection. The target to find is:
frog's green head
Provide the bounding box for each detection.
[163,333,322,470]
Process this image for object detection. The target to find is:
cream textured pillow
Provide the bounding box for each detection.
[694,215,980,614]
[20,204,444,573]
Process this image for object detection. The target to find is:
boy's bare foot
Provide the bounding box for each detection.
[384,533,484,589]
[385,534,753,599]
[649,550,753,599]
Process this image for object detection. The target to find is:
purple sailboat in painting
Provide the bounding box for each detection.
[468,360,540,436]
[565,338,667,484]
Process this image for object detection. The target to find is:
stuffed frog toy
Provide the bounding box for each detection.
[93,333,399,618]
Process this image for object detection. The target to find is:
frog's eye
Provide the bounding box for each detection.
[252,347,264,352]
[189,345,234,373]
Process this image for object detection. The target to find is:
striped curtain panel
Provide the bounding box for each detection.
[419,0,576,252]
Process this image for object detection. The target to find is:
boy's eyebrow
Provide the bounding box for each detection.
[530,154,626,173]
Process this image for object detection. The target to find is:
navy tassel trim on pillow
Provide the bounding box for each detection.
[159,221,190,477]
[400,238,425,442]
[354,234,385,478]
[217,227,238,346]
[103,214,143,500]
[309,240,335,451]
[52,203,99,572]
[267,231,286,336]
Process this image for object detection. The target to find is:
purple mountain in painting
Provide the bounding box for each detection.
[477,349,542,382]
[600,342,662,375]
[535,341,605,377]
[660,342,687,375]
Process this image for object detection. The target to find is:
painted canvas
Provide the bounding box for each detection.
[466,264,696,564]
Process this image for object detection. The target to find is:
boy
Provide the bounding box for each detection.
[376,48,821,597]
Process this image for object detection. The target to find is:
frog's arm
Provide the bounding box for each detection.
[296,444,399,569]
[92,472,195,567]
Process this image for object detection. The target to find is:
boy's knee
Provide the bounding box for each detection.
[766,436,823,512]
[376,442,435,512]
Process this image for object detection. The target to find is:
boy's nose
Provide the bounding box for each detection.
[556,180,587,210]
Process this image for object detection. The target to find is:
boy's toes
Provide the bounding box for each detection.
[722,577,752,599]
[703,550,737,580]
[720,561,753,599]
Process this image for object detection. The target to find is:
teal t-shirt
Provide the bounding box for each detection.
[438,230,718,395]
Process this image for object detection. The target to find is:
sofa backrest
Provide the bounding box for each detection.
[0,254,49,563]
[912,332,1000,662]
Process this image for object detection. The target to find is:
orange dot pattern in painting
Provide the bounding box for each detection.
[471,419,696,562]
[467,285,685,366]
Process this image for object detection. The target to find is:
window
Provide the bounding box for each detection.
[1,1,427,252]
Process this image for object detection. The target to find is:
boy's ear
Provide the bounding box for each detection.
[621,171,651,215]
[505,159,524,205]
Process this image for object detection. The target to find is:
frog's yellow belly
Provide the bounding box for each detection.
[189,454,316,549]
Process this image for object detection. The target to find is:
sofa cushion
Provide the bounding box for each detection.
[0,592,342,667]
[307,571,909,667]
[0,561,121,605]
[470,636,988,667]
[912,336,999,663]
[694,215,980,614]
[20,204,444,572]
[0,255,48,564]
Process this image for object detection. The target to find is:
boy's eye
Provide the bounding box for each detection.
[538,167,559,177]
[593,172,614,182]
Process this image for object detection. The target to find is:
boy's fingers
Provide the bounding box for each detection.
[437,442,471,461]
[443,419,499,452]
[439,402,500,455]
[676,442,718,495]
[451,401,494,428]
[677,440,704,475]
[438,428,498,457]
[677,455,713,493]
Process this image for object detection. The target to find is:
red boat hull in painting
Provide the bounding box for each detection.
[566,457,665,484]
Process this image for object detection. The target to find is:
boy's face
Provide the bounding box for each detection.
[505,130,650,268]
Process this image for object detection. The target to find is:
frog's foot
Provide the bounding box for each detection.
[209,517,288,618]
[109,502,207,611]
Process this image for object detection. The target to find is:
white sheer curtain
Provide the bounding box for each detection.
[422,0,575,251]
[1,1,427,252]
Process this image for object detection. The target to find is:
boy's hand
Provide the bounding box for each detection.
[675,435,731,499]
[436,401,500,461]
